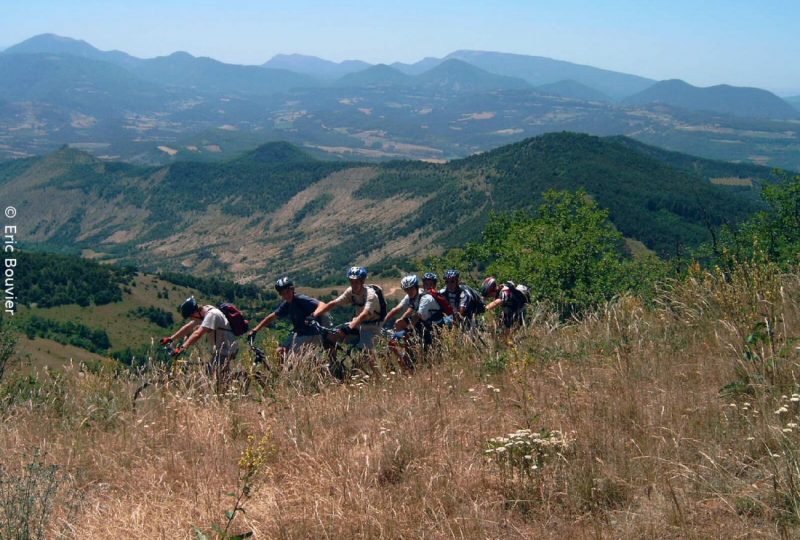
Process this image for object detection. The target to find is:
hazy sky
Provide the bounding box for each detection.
[2,0,799,95]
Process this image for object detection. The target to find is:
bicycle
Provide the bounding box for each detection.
[304,319,365,380]
[131,341,208,412]
[226,334,277,397]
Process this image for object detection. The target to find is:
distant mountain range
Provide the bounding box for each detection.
[535,80,612,102]
[263,53,370,79]
[623,79,799,119]
[1,34,798,170]
[0,133,776,283]
[443,50,654,101]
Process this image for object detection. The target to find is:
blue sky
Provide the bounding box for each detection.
[2,0,799,94]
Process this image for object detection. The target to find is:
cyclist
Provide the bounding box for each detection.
[312,267,384,367]
[480,277,527,331]
[440,269,483,329]
[422,271,438,291]
[161,296,239,377]
[248,277,329,363]
[386,275,448,367]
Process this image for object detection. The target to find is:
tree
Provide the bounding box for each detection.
[0,317,17,382]
[711,172,800,268]
[474,189,629,316]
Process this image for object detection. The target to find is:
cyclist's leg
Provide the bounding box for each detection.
[356,323,381,374]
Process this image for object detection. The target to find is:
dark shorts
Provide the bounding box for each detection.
[502,307,525,329]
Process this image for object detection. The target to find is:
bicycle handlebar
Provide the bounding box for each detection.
[247,333,267,365]
[305,318,359,337]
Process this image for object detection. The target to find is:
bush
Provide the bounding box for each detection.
[0,317,16,383]
[0,451,79,539]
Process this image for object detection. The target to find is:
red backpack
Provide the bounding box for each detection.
[218,302,249,336]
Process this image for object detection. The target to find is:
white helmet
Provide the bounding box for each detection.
[400,275,419,290]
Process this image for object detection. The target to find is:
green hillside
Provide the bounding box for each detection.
[372,132,770,255]
[8,254,281,364]
[0,133,776,283]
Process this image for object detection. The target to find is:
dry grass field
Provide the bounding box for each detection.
[2,262,800,538]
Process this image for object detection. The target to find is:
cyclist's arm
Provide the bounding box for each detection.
[312,299,336,317]
[350,306,373,329]
[486,298,503,311]
[251,312,278,334]
[183,325,210,350]
[384,302,407,323]
[168,320,198,342]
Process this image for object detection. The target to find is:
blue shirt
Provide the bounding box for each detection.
[274,293,322,335]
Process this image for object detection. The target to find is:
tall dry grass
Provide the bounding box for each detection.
[2,263,800,538]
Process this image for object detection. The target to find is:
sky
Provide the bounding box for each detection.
[1,0,799,95]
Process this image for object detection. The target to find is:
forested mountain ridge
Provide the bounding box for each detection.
[0,133,775,284]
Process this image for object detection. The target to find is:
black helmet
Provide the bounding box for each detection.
[423,272,438,284]
[480,277,498,297]
[179,296,199,318]
[347,266,368,280]
[275,277,294,292]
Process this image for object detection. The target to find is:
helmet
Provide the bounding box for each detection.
[444,269,460,280]
[480,277,498,297]
[347,266,368,280]
[400,275,419,290]
[423,272,438,284]
[275,276,294,292]
[179,296,199,318]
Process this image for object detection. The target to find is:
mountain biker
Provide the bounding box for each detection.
[481,277,526,330]
[312,266,384,368]
[387,274,448,354]
[247,277,329,363]
[422,271,438,291]
[161,296,239,377]
[440,269,480,329]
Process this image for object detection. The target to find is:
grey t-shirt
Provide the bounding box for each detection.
[398,292,441,322]
[196,306,238,358]
[334,285,382,323]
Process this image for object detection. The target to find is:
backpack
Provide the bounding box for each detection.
[504,281,530,307]
[218,302,249,336]
[368,284,388,322]
[515,284,531,304]
[424,289,454,317]
[461,284,486,315]
[352,284,388,322]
